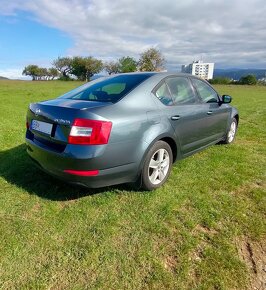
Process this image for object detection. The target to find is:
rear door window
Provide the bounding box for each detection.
[165,77,196,105]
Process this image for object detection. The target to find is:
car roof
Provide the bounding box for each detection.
[107,71,201,80]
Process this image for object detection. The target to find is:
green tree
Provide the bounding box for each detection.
[22,65,40,80]
[71,57,103,81]
[84,57,103,81]
[104,61,120,75]
[118,56,137,73]
[71,57,86,80]
[139,48,165,72]
[22,65,60,80]
[52,57,73,79]
[48,68,59,80]
[239,74,257,85]
[37,67,48,80]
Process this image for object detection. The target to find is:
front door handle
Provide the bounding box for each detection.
[207,111,213,115]
[171,115,181,120]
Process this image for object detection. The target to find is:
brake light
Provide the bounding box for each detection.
[64,169,99,176]
[68,118,112,145]
[26,121,29,129]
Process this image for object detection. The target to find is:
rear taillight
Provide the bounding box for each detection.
[26,121,29,129]
[68,118,112,145]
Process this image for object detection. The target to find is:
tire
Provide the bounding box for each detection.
[223,117,238,144]
[141,141,173,191]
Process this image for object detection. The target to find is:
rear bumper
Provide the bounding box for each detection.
[25,137,139,188]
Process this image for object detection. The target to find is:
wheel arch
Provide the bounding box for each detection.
[137,134,179,178]
[234,114,239,125]
[159,136,178,162]
[230,107,239,126]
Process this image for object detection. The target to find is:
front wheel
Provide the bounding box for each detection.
[141,141,173,191]
[223,117,238,144]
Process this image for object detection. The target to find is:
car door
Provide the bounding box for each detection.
[191,78,230,143]
[154,76,214,155]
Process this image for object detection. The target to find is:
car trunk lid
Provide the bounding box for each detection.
[26,99,112,151]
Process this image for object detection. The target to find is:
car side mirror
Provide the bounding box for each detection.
[221,95,232,103]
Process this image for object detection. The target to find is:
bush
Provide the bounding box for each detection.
[209,77,232,85]
[239,74,257,85]
[58,75,74,81]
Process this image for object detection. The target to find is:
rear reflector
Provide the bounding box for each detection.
[64,169,99,176]
[68,118,112,145]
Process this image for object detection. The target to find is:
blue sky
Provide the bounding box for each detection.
[0,0,265,79]
[0,12,72,78]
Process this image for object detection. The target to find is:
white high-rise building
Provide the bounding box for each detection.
[181,60,214,80]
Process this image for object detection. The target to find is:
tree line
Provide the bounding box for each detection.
[22,48,165,81]
[22,66,59,81]
[209,75,259,85]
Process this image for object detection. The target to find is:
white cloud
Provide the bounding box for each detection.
[0,0,266,71]
[0,68,29,79]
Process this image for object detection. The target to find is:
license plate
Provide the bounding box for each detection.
[31,120,53,135]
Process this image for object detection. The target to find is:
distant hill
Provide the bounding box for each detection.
[214,69,266,80]
[0,76,9,80]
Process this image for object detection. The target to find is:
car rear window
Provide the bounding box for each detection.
[59,74,154,103]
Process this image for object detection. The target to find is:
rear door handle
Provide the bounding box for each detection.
[171,115,181,120]
[207,111,213,115]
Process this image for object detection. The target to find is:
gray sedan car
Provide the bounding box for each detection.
[26,72,239,190]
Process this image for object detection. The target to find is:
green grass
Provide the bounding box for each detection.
[0,81,265,289]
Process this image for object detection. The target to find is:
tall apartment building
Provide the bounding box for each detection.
[181,60,214,80]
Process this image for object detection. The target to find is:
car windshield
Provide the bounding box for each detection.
[58,74,154,103]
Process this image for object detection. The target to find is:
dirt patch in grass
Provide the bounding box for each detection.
[193,224,219,236]
[186,225,218,286]
[236,236,266,290]
[230,181,264,196]
[190,224,219,261]
[163,255,178,272]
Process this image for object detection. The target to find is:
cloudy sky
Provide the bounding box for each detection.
[0,0,265,78]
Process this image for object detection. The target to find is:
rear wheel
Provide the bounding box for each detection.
[223,117,238,144]
[141,141,173,191]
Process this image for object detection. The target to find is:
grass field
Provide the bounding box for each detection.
[0,80,265,289]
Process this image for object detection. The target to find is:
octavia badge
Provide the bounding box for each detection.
[35,109,41,116]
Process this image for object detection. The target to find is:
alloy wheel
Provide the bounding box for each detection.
[148,148,170,185]
[228,121,236,143]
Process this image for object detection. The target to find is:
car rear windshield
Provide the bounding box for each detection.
[58,74,154,103]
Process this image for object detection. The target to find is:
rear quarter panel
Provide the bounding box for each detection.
[87,76,177,172]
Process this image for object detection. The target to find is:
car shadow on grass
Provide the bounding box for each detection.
[0,144,131,201]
